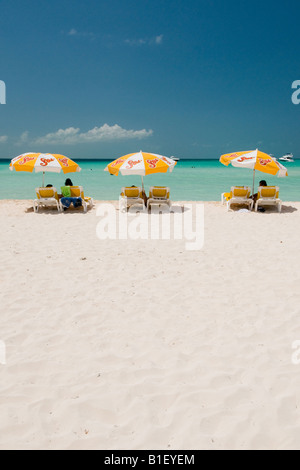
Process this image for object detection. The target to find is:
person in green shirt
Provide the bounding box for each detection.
[61,178,74,196]
[61,178,82,210]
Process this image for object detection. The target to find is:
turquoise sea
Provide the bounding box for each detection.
[0,159,299,201]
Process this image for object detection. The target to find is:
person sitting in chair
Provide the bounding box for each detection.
[252,180,267,212]
[65,178,73,187]
[60,178,82,210]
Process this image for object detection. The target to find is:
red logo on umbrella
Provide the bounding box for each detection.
[40,158,54,166]
[259,159,272,166]
[146,159,159,168]
[126,160,141,169]
[58,158,69,167]
[111,158,125,167]
[237,156,255,163]
[18,157,35,165]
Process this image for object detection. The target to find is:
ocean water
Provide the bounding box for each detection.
[0,159,299,201]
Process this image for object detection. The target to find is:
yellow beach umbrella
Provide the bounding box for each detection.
[9,152,81,186]
[220,149,288,194]
[105,151,177,190]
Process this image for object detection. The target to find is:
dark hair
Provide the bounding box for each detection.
[46,184,53,188]
[65,178,73,186]
[259,180,267,187]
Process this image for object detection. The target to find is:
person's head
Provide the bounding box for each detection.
[65,178,73,186]
[259,180,267,187]
[46,184,53,188]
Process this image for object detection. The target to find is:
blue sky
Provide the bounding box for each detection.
[0,0,299,159]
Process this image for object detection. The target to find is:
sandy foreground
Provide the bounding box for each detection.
[0,199,300,450]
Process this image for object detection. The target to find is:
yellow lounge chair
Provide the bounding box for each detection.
[71,186,94,209]
[225,186,253,212]
[255,186,282,212]
[121,187,145,211]
[221,192,232,204]
[70,186,94,212]
[34,187,61,213]
[59,186,94,213]
[147,186,171,209]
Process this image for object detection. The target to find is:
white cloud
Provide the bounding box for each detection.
[20,131,29,142]
[125,35,163,46]
[66,29,96,40]
[15,131,30,146]
[68,28,78,36]
[125,38,146,46]
[33,124,153,145]
[0,135,7,143]
[155,35,163,45]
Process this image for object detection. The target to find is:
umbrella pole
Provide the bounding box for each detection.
[252,169,256,196]
[42,172,45,188]
[141,175,144,192]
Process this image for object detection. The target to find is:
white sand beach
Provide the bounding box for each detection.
[1,200,300,450]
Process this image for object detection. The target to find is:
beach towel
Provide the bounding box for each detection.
[61,197,82,209]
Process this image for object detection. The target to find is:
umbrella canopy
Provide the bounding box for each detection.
[220,150,288,177]
[220,149,288,194]
[10,153,81,187]
[105,151,177,191]
[10,153,81,174]
[105,151,177,176]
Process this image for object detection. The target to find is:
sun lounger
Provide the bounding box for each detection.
[121,187,145,211]
[221,192,232,204]
[255,186,282,212]
[34,187,61,213]
[225,186,253,211]
[147,186,171,210]
[59,186,93,213]
[70,186,93,210]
